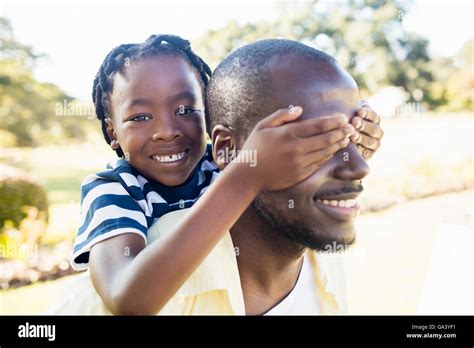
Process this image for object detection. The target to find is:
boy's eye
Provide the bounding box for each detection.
[175,106,200,116]
[130,114,151,122]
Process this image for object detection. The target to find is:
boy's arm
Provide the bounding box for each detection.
[90,107,354,315]
[90,160,260,315]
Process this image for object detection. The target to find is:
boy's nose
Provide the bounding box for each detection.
[151,115,183,142]
[332,143,370,181]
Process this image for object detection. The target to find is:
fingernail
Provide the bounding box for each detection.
[345,125,355,136]
[338,114,348,123]
[355,118,362,129]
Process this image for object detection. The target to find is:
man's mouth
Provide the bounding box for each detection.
[150,149,190,163]
[313,190,362,222]
[315,198,357,208]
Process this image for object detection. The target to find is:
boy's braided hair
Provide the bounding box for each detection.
[92,34,212,157]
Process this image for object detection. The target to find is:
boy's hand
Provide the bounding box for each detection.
[350,101,383,160]
[237,106,354,192]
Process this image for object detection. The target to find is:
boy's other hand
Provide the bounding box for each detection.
[350,101,383,160]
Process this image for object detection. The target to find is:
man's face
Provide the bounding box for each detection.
[244,59,369,251]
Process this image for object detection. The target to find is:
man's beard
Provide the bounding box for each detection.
[252,193,356,253]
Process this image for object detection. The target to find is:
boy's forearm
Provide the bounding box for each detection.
[114,162,259,315]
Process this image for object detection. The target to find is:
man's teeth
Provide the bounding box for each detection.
[316,199,357,208]
[152,151,186,163]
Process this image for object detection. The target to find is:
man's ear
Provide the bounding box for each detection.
[211,125,237,170]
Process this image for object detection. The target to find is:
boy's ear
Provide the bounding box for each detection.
[105,118,117,142]
[211,125,236,170]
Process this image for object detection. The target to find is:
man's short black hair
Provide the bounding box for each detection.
[206,38,337,137]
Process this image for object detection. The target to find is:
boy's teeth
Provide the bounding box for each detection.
[316,199,357,208]
[152,151,186,163]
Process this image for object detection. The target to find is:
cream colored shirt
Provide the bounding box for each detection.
[264,255,320,315]
[51,208,347,315]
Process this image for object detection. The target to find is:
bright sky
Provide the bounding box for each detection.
[0,0,472,100]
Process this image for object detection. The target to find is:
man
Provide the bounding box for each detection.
[152,39,380,315]
[207,39,372,314]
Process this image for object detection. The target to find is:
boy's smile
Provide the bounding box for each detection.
[107,55,207,186]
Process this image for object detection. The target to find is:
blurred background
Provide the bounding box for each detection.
[0,0,472,314]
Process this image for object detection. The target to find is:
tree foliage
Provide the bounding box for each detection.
[0,17,89,147]
[195,0,470,110]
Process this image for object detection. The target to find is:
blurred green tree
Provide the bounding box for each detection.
[428,39,473,111]
[195,0,450,108]
[0,17,89,147]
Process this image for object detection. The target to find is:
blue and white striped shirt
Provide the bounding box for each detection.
[72,144,219,270]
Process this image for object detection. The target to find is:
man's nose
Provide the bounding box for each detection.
[151,114,183,142]
[332,143,370,180]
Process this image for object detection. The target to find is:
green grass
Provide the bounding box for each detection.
[1,142,111,206]
[41,169,90,204]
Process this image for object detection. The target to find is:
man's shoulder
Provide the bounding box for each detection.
[148,208,245,314]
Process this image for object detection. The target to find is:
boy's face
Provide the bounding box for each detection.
[107,56,207,186]
[228,58,369,250]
